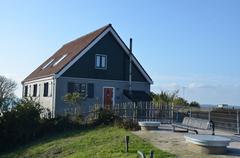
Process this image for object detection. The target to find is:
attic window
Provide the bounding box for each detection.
[53,54,67,66]
[42,59,54,69]
[95,54,107,69]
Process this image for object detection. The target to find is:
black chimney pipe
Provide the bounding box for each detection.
[129,38,132,93]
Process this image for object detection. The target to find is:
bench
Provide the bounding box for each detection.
[172,117,215,135]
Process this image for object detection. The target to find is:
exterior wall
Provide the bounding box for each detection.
[55,77,150,116]
[22,77,55,116]
[62,32,148,82]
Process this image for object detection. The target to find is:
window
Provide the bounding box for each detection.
[68,82,75,93]
[53,54,67,66]
[43,82,49,97]
[29,85,32,96]
[38,84,41,96]
[95,54,107,69]
[42,59,54,69]
[80,83,86,94]
[33,84,37,97]
[24,86,28,97]
[67,82,87,96]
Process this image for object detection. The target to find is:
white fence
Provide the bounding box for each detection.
[63,102,240,134]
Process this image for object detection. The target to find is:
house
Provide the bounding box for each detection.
[22,24,153,117]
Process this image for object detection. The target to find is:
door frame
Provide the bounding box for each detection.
[102,87,115,107]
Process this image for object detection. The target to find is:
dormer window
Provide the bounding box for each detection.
[95,54,107,69]
[53,54,67,66]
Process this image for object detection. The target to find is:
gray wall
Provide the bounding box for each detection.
[55,77,150,116]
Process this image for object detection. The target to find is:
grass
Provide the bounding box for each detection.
[0,125,175,158]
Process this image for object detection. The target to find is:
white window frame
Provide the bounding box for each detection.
[95,54,107,69]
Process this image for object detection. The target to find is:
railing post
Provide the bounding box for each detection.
[208,109,211,121]
[189,107,192,117]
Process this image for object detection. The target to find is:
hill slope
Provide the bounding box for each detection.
[0,126,175,158]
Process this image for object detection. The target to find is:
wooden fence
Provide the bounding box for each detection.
[87,102,172,123]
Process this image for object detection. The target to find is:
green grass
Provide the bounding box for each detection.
[0,126,175,158]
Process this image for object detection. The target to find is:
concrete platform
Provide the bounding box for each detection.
[184,134,231,154]
[138,121,161,130]
[132,124,240,158]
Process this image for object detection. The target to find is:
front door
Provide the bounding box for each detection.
[103,87,114,109]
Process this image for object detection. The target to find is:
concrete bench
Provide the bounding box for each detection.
[172,117,215,135]
[184,134,231,154]
[138,121,161,130]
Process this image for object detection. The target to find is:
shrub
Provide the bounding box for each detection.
[97,108,118,125]
[0,98,42,152]
[115,118,140,131]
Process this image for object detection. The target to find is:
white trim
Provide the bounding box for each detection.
[52,78,57,118]
[59,76,149,84]
[56,27,112,78]
[55,26,153,84]
[102,87,115,107]
[23,76,54,85]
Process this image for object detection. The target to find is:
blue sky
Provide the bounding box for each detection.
[0,0,240,105]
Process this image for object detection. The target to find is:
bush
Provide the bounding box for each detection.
[0,98,83,153]
[97,108,118,125]
[0,98,42,152]
[115,118,140,131]
[0,101,140,153]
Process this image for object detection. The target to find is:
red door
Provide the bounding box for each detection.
[103,88,114,109]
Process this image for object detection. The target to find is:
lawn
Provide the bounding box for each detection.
[0,125,175,158]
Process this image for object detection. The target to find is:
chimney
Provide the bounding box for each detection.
[129,38,132,94]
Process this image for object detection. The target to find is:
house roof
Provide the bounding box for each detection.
[23,24,110,82]
[123,90,152,102]
[23,24,153,84]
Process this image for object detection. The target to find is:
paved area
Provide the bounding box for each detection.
[132,124,240,158]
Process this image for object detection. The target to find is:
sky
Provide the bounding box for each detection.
[0,0,240,105]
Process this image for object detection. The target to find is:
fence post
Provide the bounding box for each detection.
[150,150,154,158]
[171,104,174,124]
[189,107,192,117]
[237,109,240,135]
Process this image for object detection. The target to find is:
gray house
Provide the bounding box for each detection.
[22,24,153,117]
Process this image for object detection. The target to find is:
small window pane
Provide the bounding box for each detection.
[80,83,86,94]
[43,83,49,97]
[96,56,101,68]
[101,56,106,68]
[33,84,37,97]
[68,82,75,93]
[24,86,28,97]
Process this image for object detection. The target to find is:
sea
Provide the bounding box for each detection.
[200,104,240,110]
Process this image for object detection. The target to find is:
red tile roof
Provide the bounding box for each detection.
[23,24,111,82]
